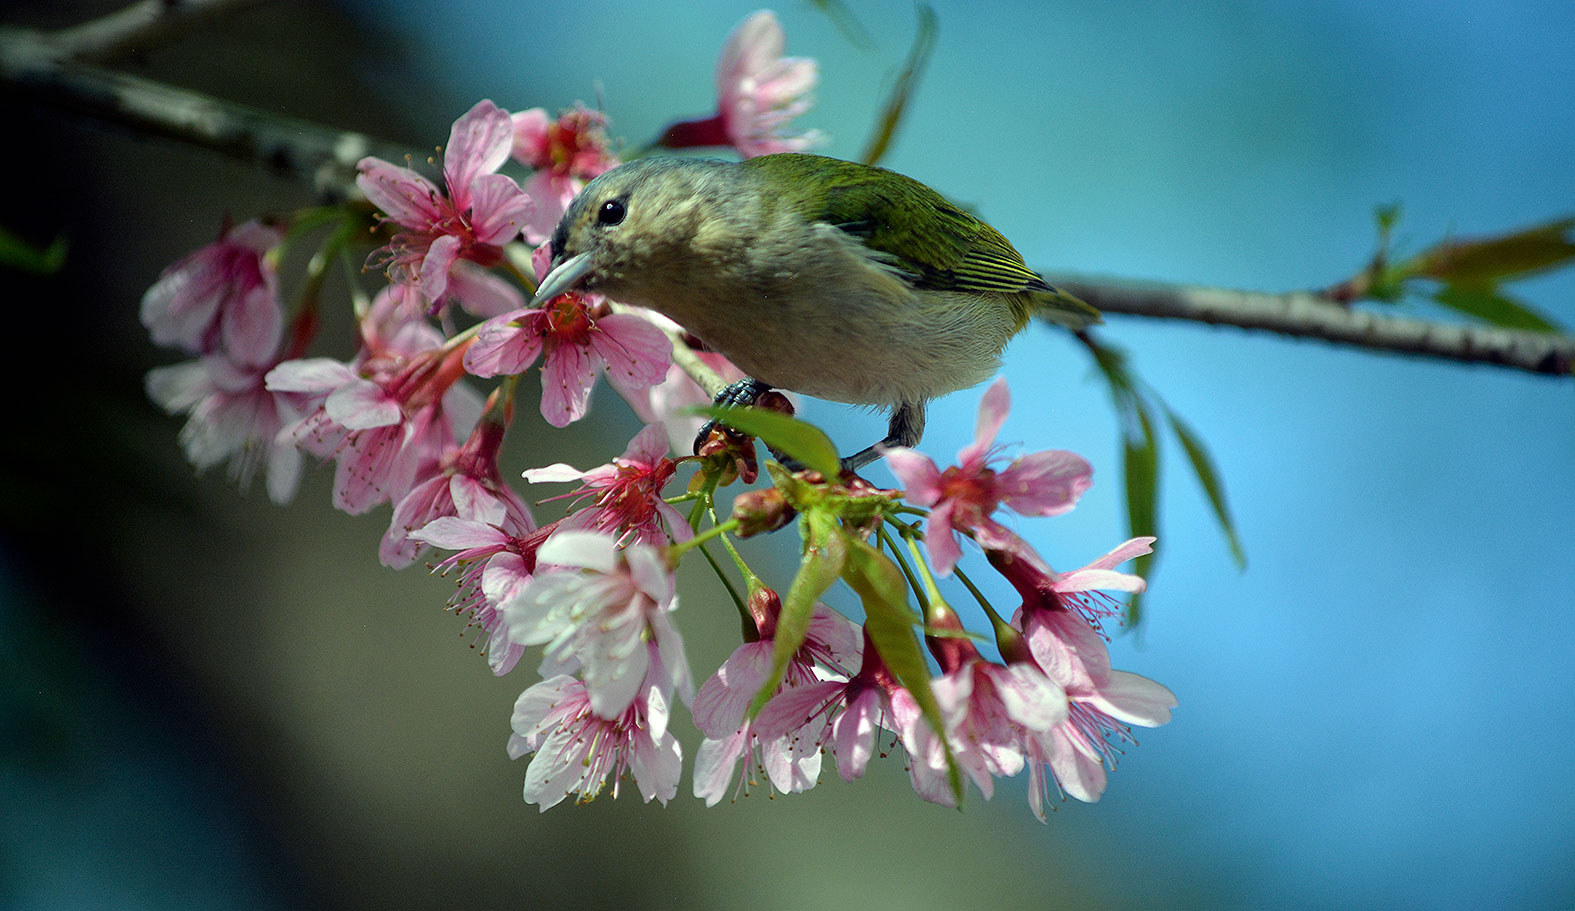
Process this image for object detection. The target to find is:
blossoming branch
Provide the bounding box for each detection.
[142,9,1174,818]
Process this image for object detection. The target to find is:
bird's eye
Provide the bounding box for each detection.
[597,198,626,226]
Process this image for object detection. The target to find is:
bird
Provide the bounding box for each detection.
[530,152,1099,470]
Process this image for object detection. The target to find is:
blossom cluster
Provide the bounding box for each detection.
[141,9,1173,820]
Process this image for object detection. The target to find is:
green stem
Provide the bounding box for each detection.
[696,540,749,620]
[668,517,742,562]
[952,564,1002,623]
[878,523,930,615]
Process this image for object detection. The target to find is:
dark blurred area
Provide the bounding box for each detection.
[2,4,1121,908]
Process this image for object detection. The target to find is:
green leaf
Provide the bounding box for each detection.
[747,509,846,718]
[843,533,963,803]
[860,4,938,167]
[1374,202,1403,236]
[806,0,874,49]
[1122,400,1161,627]
[0,226,67,275]
[1416,217,1575,286]
[1432,284,1565,335]
[697,405,842,477]
[1163,406,1246,569]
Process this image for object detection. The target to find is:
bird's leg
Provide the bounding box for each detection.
[842,400,926,472]
[692,377,775,455]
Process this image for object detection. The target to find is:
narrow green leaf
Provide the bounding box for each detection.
[806,0,874,48]
[1432,284,1565,334]
[697,405,842,477]
[1374,202,1403,236]
[1163,407,1246,569]
[747,509,846,718]
[1417,217,1575,285]
[843,534,963,803]
[1122,402,1161,627]
[0,226,67,275]
[860,4,938,167]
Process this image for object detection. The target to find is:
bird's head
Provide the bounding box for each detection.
[531,157,731,308]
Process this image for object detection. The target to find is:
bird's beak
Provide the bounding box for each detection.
[530,252,596,306]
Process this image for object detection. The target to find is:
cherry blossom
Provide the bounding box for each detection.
[464,247,671,426]
[140,219,283,367]
[381,411,534,568]
[146,351,309,504]
[692,601,860,805]
[266,339,481,515]
[510,104,619,244]
[524,423,689,546]
[357,100,531,304]
[884,378,1093,575]
[501,531,692,718]
[507,668,682,811]
[659,10,823,157]
[411,515,555,676]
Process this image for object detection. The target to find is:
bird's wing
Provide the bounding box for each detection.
[817,169,1048,295]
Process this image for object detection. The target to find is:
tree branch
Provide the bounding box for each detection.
[4,20,1571,379]
[45,0,271,62]
[1047,274,1574,377]
[1,29,401,201]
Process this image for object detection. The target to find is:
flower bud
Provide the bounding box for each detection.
[731,487,795,537]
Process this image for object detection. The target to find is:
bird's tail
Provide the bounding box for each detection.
[1026,279,1102,330]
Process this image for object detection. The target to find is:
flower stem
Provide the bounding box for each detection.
[878,523,930,615]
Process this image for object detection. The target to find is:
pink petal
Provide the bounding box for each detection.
[467,172,532,245]
[881,447,942,505]
[446,262,525,319]
[1047,727,1107,803]
[830,687,883,781]
[355,157,444,228]
[625,422,672,464]
[521,170,581,244]
[418,233,462,302]
[1025,609,1111,693]
[464,310,543,377]
[958,377,1010,467]
[692,729,750,807]
[1086,670,1176,728]
[522,462,586,484]
[222,284,283,368]
[509,107,550,164]
[993,663,1069,732]
[690,645,761,738]
[998,449,1093,517]
[752,680,833,739]
[324,378,401,430]
[536,529,618,574]
[717,11,783,91]
[442,100,513,200]
[1055,568,1147,595]
[539,341,597,427]
[591,313,674,390]
[924,498,964,576]
[1082,536,1157,572]
[449,475,507,526]
[409,516,507,550]
[145,361,210,413]
[265,357,357,395]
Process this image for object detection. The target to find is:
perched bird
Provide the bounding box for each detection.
[531,153,1099,469]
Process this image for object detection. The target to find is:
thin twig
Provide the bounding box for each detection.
[47,0,271,62]
[1047,273,1575,378]
[1,33,402,201]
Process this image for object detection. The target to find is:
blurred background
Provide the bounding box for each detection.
[3,0,1572,908]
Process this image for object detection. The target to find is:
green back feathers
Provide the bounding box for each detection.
[741,153,1098,329]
